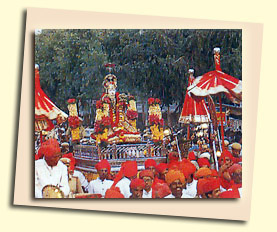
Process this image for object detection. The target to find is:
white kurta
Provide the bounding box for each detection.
[88,178,113,197]
[164,192,194,198]
[35,159,70,198]
[142,189,152,198]
[73,170,89,191]
[115,177,131,198]
[182,179,198,198]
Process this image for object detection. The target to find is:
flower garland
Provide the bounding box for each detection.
[126,110,138,120]
[68,116,80,129]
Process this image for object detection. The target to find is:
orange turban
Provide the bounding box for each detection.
[105,187,124,198]
[194,167,212,180]
[41,139,61,158]
[181,161,197,179]
[130,178,145,190]
[123,161,138,178]
[156,163,168,174]
[165,170,186,185]
[197,157,210,168]
[197,178,221,195]
[144,159,157,169]
[95,159,111,173]
[139,170,154,179]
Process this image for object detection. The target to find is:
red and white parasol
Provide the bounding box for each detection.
[35,64,68,132]
[188,48,242,103]
[187,48,242,150]
[179,69,210,125]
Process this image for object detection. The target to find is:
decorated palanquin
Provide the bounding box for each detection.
[92,72,141,144]
[148,98,164,142]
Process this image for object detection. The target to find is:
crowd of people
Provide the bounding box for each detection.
[35,136,242,199]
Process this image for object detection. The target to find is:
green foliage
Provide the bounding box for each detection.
[35,29,241,118]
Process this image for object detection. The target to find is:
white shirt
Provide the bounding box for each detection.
[73,170,89,191]
[182,179,198,198]
[35,159,70,198]
[164,192,194,198]
[142,189,152,198]
[88,178,113,197]
[115,177,131,198]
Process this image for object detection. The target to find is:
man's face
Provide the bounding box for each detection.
[142,176,153,192]
[232,169,242,184]
[45,153,62,167]
[170,179,184,198]
[131,186,143,198]
[159,168,168,181]
[224,157,233,167]
[61,145,69,154]
[187,174,194,184]
[232,148,241,158]
[98,168,109,181]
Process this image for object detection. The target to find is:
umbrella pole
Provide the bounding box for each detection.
[218,95,225,150]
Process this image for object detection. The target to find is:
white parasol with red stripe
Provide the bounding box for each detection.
[35,64,68,132]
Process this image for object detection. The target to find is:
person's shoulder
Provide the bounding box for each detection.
[57,161,68,170]
[35,159,45,167]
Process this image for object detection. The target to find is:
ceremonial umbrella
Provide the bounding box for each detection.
[188,48,242,150]
[179,69,211,140]
[35,64,68,135]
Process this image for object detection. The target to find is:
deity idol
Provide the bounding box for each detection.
[92,71,141,144]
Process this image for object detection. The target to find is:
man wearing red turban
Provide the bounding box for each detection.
[88,159,113,197]
[130,178,145,199]
[35,139,70,198]
[115,161,138,198]
[197,157,211,168]
[139,170,154,198]
[226,163,242,197]
[105,187,124,198]
[144,159,157,174]
[197,178,221,198]
[181,161,198,198]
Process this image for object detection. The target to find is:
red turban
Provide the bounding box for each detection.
[219,189,240,198]
[156,163,168,174]
[197,178,221,195]
[228,164,242,175]
[123,161,138,178]
[139,170,154,179]
[181,161,197,179]
[95,159,111,173]
[165,170,186,185]
[194,167,212,180]
[188,151,197,161]
[130,178,145,189]
[153,183,171,198]
[105,187,124,198]
[168,161,180,171]
[168,152,179,162]
[197,157,211,168]
[62,153,76,171]
[144,159,157,169]
[42,139,61,158]
[219,150,234,164]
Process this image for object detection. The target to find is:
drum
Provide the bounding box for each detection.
[42,185,64,198]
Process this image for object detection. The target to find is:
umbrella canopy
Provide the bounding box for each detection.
[35,64,68,131]
[179,69,210,124]
[187,48,242,103]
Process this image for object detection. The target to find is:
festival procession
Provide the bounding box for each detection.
[34,29,242,199]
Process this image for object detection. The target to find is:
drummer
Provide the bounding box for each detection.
[35,139,70,198]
